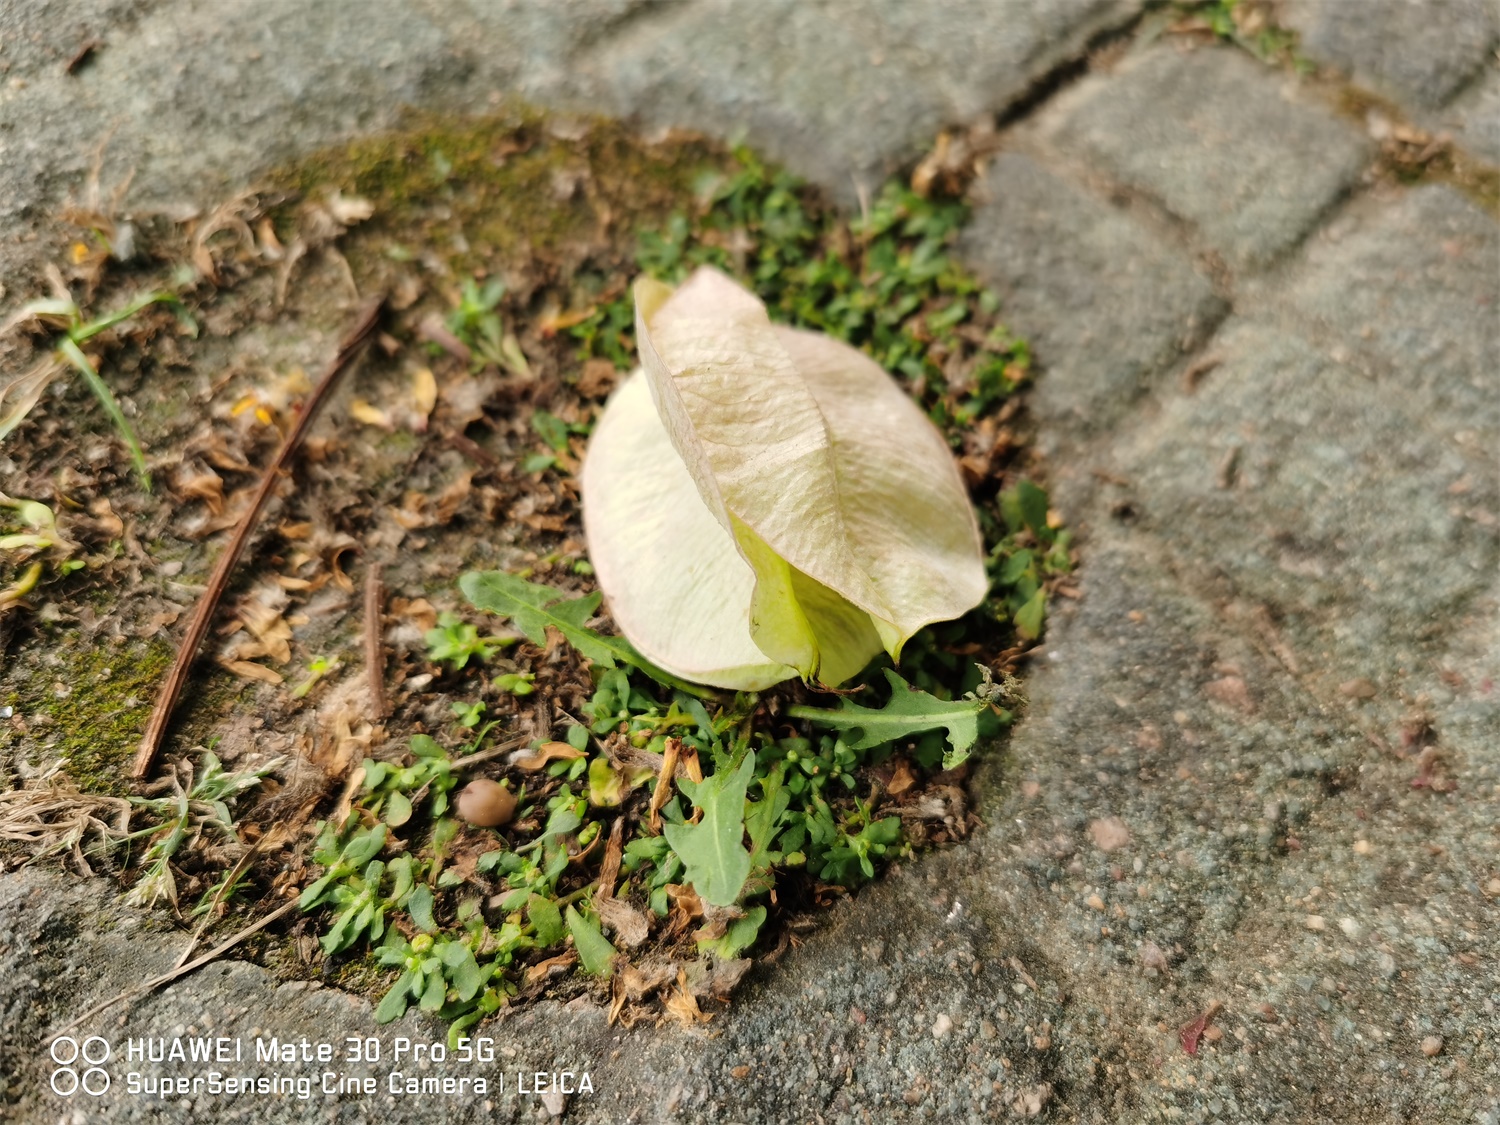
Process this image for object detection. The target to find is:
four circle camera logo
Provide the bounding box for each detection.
[50,1036,111,1096]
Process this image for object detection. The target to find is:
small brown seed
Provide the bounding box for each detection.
[457,779,516,827]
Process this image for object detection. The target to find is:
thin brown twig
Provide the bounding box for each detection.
[449,735,532,773]
[134,296,385,779]
[49,897,299,1038]
[363,561,387,719]
[170,841,264,971]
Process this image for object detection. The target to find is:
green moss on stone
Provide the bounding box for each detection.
[12,637,174,795]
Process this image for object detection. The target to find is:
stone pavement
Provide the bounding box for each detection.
[1,1,1497,1122]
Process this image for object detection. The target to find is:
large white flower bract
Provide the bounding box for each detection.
[581,266,987,691]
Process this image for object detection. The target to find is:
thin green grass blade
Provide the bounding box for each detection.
[58,337,151,489]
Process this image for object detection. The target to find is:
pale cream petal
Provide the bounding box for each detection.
[632,267,986,670]
[580,368,796,690]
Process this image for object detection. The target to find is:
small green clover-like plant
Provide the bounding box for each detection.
[531,410,589,455]
[990,480,1072,642]
[424,611,509,671]
[451,700,486,728]
[314,854,416,956]
[446,277,529,374]
[291,654,340,699]
[299,821,389,911]
[374,930,493,1022]
[361,735,457,826]
[565,905,618,976]
[2,495,85,613]
[816,800,903,884]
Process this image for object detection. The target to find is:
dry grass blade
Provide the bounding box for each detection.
[172,841,264,970]
[133,295,385,779]
[0,779,133,872]
[0,356,64,442]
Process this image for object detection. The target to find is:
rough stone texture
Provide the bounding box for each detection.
[0,0,1142,290]
[1440,66,1500,165]
[1281,0,1499,110]
[1116,316,1496,684]
[0,0,162,83]
[963,152,1224,431]
[584,0,1141,198]
[1267,185,1500,431]
[1048,44,1370,269]
[3,3,1500,1124]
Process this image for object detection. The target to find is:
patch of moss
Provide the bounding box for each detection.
[264,106,735,277]
[12,636,174,795]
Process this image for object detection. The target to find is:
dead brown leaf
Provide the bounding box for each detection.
[169,461,225,515]
[886,757,916,796]
[663,968,712,1027]
[682,956,751,1000]
[220,659,284,685]
[648,737,682,832]
[597,895,651,949]
[433,471,474,525]
[524,951,577,986]
[236,588,293,663]
[620,962,675,1001]
[510,742,585,771]
[409,367,438,429]
[575,358,620,398]
[186,427,254,473]
[693,902,744,943]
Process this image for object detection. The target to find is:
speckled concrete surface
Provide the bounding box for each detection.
[1,2,1496,1122]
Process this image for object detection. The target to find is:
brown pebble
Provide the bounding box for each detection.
[1089,816,1131,852]
[1203,1025,1223,1043]
[1421,1035,1444,1057]
[731,1065,751,1080]
[456,779,516,827]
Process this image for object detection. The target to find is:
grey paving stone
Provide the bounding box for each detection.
[0,0,661,287]
[585,0,1142,197]
[0,0,162,83]
[2,3,1499,1122]
[962,151,1224,434]
[1269,185,1500,433]
[1440,65,1500,165]
[1048,44,1370,269]
[1281,0,1499,110]
[1116,317,1498,681]
[0,2,460,231]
